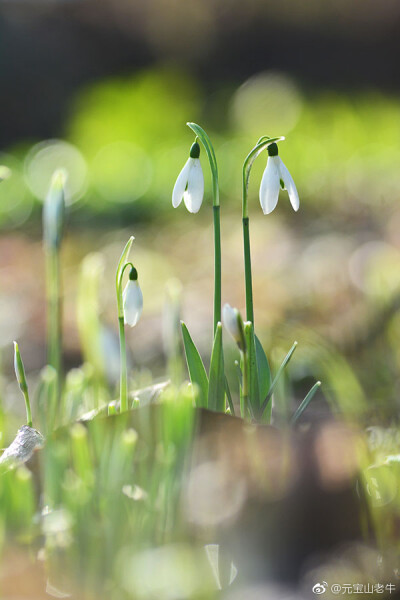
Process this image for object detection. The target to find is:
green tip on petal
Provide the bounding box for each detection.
[189,142,200,159]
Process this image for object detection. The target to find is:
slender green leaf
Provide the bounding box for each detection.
[260,341,298,417]
[291,381,321,424]
[208,323,225,412]
[255,334,271,423]
[224,376,235,416]
[181,321,209,408]
[244,322,260,420]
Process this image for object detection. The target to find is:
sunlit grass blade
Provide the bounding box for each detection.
[244,322,260,420]
[291,381,321,425]
[260,341,298,418]
[207,323,225,412]
[255,334,271,423]
[224,376,235,416]
[181,321,209,408]
[13,342,32,428]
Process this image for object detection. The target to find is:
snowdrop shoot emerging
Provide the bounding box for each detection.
[259,142,299,215]
[172,141,204,213]
[123,267,143,327]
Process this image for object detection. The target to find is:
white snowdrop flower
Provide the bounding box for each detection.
[259,143,299,215]
[222,303,246,352]
[123,267,143,327]
[172,141,204,213]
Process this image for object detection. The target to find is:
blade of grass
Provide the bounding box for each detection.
[208,323,225,412]
[224,376,235,416]
[291,381,321,424]
[181,321,209,408]
[260,341,298,418]
[255,334,271,423]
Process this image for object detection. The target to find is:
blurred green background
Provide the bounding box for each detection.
[1,0,400,421]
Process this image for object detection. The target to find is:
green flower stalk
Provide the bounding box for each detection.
[13,342,32,427]
[115,237,143,412]
[43,170,66,403]
[173,123,221,334]
[241,136,284,324]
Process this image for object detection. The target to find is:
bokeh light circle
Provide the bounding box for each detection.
[231,72,303,136]
[24,139,88,205]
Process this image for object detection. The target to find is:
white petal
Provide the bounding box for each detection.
[123,281,143,327]
[222,304,238,340]
[277,158,299,212]
[172,158,191,208]
[183,159,204,213]
[259,157,280,215]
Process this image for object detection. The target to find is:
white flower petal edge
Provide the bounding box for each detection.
[277,159,300,212]
[172,158,191,208]
[259,156,280,215]
[222,303,239,341]
[123,280,143,327]
[183,159,204,213]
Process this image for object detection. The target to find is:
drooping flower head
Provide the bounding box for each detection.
[172,141,204,213]
[259,143,299,215]
[123,266,143,327]
[222,303,246,352]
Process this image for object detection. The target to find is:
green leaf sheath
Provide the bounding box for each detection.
[181,321,209,408]
[208,323,225,412]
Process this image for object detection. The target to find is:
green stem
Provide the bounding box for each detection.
[115,237,135,412]
[241,135,285,324]
[117,262,134,412]
[187,123,221,334]
[213,206,222,331]
[242,217,254,324]
[118,316,128,412]
[23,388,32,428]
[46,249,61,400]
